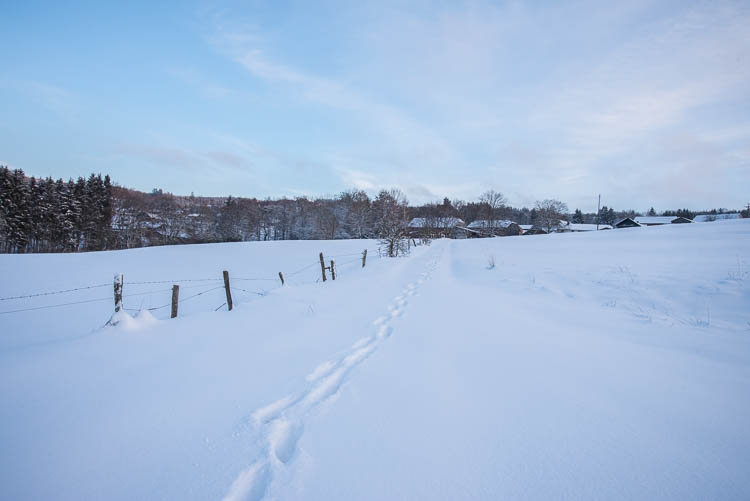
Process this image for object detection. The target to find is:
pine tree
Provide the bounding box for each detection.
[83,174,106,250]
[27,177,43,252]
[599,205,617,225]
[572,209,584,224]
[529,208,538,225]
[53,179,76,251]
[7,169,32,253]
[101,175,114,249]
[39,178,59,251]
[72,177,86,250]
[0,166,11,252]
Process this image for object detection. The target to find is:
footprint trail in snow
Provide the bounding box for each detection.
[221,256,440,501]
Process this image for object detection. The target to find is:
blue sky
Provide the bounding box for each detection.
[2,0,749,211]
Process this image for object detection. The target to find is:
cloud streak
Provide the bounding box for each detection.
[190,1,750,207]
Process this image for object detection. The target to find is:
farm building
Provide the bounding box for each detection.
[407,217,467,239]
[559,223,613,232]
[614,218,642,229]
[465,220,522,237]
[634,216,693,226]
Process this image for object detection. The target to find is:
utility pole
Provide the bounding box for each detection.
[596,194,601,230]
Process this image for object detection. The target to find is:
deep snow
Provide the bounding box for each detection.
[1,220,749,500]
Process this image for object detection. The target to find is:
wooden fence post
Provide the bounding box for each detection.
[278,272,285,286]
[113,273,123,313]
[171,285,179,318]
[319,252,327,282]
[223,270,233,311]
[330,259,336,280]
[362,249,367,268]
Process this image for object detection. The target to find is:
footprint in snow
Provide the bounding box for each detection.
[373,316,388,326]
[269,419,303,464]
[221,461,271,501]
[352,336,375,350]
[377,325,393,339]
[306,360,338,382]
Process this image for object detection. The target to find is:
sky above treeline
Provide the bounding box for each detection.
[1,0,749,211]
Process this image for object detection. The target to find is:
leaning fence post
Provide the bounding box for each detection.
[362,249,367,268]
[319,252,327,282]
[170,285,179,318]
[330,259,336,280]
[278,272,285,286]
[113,273,123,313]
[223,270,233,311]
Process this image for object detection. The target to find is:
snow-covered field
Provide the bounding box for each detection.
[1,220,749,500]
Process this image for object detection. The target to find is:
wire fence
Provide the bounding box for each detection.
[0,246,385,320]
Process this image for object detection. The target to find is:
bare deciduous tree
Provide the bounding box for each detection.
[479,190,507,236]
[534,199,569,233]
[374,188,409,257]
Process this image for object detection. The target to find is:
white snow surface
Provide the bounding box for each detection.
[694,213,742,222]
[467,219,516,229]
[408,217,465,228]
[1,221,750,500]
[634,216,686,225]
[565,223,613,231]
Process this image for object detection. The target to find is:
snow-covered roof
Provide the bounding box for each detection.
[694,213,741,222]
[467,219,516,229]
[519,224,533,230]
[634,216,684,225]
[567,223,612,231]
[614,218,642,227]
[408,217,465,228]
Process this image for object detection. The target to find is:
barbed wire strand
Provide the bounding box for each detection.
[178,286,224,304]
[122,287,174,298]
[0,296,112,315]
[0,283,111,301]
[286,261,320,276]
[126,278,223,285]
[231,286,270,297]
[0,248,377,314]
[233,277,278,282]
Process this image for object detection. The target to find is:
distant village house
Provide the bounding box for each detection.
[407,217,467,239]
[613,218,642,229]
[464,220,522,237]
[634,216,693,226]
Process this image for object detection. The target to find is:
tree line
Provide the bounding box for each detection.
[0,166,742,253]
[0,167,113,253]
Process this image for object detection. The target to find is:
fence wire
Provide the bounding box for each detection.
[0,296,113,315]
[0,247,378,317]
[0,283,111,301]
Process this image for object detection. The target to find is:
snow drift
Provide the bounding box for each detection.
[1,221,749,500]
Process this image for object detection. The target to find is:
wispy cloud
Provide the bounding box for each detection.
[167,67,234,99]
[207,14,463,201]
[1,79,78,116]
[199,0,750,207]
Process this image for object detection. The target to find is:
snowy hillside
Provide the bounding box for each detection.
[1,220,749,500]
